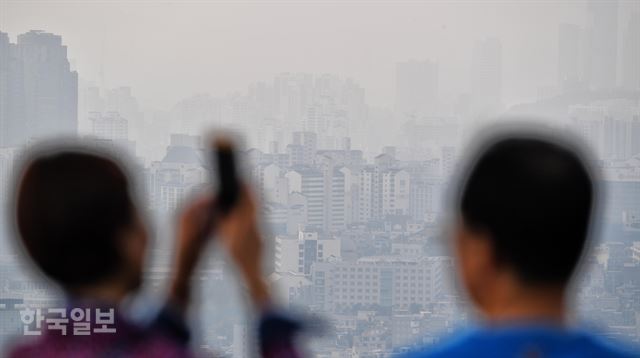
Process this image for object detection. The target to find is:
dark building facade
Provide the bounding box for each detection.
[0,30,77,146]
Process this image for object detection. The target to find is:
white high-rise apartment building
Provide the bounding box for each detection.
[381,170,411,216]
[316,154,346,232]
[358,165,381,222]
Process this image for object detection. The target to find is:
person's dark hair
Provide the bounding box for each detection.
[16,150,134,288]
[459,136,594,285]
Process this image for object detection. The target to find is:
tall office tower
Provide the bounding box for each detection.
[621,11,640,90]
[394,60,439,116]
[471,38,502,114]
[558,24,583,91]
[0,31,78,146]
[586,0,618,90]
[89,111,129,142]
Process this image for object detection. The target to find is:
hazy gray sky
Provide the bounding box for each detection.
[1,0,623,109]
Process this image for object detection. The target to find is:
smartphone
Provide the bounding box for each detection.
[213,138,240,215]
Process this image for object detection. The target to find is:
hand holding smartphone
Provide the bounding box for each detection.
[212,137,241,216]
[211,135,270,308]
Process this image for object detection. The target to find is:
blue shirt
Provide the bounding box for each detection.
[404,324,638,358]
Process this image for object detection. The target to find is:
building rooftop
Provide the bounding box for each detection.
[162,145,204,165]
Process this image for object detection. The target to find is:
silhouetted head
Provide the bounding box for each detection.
[454,132,595,315]
[15,148,147,294]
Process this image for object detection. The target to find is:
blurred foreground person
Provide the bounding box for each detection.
[7,145,301,357]
[406,132,636,357]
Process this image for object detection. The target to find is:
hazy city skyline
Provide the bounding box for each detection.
[1,0,640,356]
[4,0,638,110]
